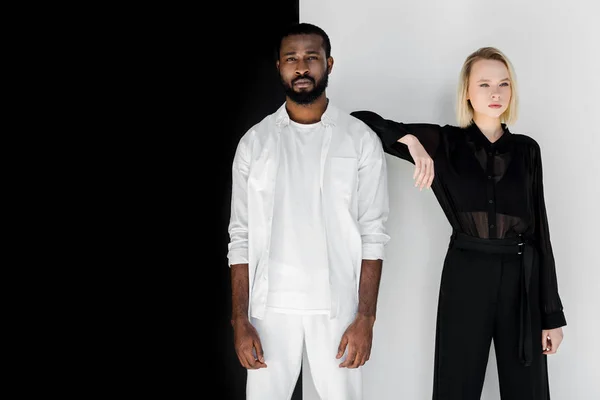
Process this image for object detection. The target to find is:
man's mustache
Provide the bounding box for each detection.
[292,75,315,84]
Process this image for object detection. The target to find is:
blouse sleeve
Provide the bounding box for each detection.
[532,142,567,329]
[350,110,442,164]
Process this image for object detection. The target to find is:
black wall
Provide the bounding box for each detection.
[215,2,301,399]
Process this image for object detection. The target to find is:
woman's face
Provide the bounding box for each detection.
[467,59,512,120]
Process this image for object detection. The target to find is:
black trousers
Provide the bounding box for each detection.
[433,233,550,400]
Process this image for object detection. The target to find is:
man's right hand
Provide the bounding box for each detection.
[232,318,267,369]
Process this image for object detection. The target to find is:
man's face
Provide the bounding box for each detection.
[277,34,332,105]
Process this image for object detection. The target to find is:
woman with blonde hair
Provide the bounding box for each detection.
[351,47,566,399]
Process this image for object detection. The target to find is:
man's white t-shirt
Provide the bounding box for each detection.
[267,119,330,314]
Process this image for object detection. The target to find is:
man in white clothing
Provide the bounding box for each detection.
[227,22,390,400]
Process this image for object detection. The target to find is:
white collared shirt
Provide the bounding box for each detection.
[227,102,390,319]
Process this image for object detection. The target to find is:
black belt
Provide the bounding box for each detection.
[449,232,535,367]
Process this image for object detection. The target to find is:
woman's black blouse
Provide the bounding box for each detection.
[351,110,566,329]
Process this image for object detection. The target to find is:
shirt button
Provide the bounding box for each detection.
[487,175,492,179]
[490,224,495,229]
[489,199,494,204]
[488,152,493,156]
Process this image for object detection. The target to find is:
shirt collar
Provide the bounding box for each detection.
[465,121,512,150]
[275,99,338,127]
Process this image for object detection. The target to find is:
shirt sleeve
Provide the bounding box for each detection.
[357,126,391,260]
[350,110,442,163]
[227,134,251,266]
[532,141,567,329]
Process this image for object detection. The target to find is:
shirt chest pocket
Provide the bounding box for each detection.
[328,157,358,201]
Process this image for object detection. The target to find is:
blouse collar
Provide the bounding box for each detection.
[465,121,512,151]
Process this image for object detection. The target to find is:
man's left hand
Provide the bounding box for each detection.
[336,314,376,368]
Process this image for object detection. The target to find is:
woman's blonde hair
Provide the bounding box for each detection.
[456,47,518,128]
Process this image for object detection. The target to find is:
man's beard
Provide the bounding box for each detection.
[281,74,328,105]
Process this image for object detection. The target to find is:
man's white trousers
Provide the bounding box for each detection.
[246,308,362,400]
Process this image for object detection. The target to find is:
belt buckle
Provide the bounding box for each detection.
[517,235,524,255]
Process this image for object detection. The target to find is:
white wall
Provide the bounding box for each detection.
[301,0,600,399]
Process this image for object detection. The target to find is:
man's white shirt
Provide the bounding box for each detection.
[227,102,390,319]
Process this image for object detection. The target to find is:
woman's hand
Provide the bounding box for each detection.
[542,327,564,355]
[401,134,434,190]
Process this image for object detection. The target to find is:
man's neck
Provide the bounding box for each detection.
[285,95,328,124]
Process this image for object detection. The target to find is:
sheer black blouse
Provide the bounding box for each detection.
[351,110,566,329]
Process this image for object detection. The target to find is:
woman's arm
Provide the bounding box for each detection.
[531,141,566,330]
[351,110,442,190]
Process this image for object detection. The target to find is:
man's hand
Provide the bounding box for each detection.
[542,327,564,355]
[336,314,376,368]
[232,318,267,369]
